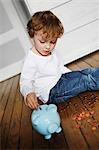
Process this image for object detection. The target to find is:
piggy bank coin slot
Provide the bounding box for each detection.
[38,106,42,110]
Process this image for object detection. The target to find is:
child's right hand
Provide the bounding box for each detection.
[26,92,39,109]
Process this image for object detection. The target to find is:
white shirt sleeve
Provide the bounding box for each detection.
[20,52,36,101]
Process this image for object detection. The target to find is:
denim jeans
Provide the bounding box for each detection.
[48,68,99,104]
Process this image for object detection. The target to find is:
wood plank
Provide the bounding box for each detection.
[92,91,99,123]
[0,81,9,149]
[75,60,91,69]
[49,125,68,150]
[84,51,99,62]
[58,98,88,150]
[83,56,99,67]
[66,63,80,71]
[79,91,99,121]
[0,80,9,102]
[1,75,19,149]
[0,77,14,149]
[68,93,99,149]
[0,78,13,123]
[32,127,50,149]
[19,101,33,149]
[5,82,23,148]
[84,51,99,67]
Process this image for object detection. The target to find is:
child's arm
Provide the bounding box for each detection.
[20,73,39,109]
[20,52,39,109]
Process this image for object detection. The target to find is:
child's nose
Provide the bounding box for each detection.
[45,43,50,49]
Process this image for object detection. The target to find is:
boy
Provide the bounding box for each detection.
[20,10,99,109]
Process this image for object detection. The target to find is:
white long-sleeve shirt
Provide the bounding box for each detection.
[20,49,71,103]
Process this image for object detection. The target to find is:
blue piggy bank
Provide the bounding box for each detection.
[31,104,62,139]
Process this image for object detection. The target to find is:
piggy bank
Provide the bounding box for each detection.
[31,104,62,139]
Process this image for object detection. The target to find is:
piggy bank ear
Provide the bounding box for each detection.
[31,113,40,125]
[47,104,57,112]
[32,117,39,125]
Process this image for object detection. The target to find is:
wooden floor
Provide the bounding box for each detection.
[0,50,99,150]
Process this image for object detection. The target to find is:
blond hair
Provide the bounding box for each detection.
[27,11,64,41]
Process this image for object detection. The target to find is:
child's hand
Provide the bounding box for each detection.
[26,92,39,109]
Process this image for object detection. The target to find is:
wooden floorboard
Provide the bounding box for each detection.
[0,50,99,150]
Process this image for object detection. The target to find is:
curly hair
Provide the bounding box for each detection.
[27,10,64,40]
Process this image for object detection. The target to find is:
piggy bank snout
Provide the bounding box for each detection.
[48,123,58,133]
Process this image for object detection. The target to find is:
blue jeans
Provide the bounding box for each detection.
[48,68,99,104]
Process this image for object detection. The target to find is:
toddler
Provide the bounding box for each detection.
[20,10,99,109]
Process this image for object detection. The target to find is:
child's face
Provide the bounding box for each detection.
[33,30,57,56]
